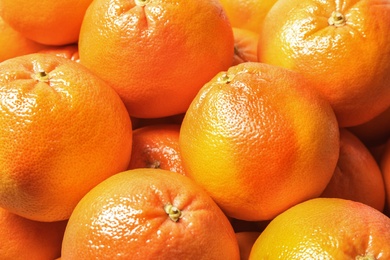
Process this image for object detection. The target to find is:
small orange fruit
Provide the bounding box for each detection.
[218,0,278,33]
[179,62,340,221]
[61,168,240,259]
[0,53,132,222]
[127,124,186,175]
[369,142,387,165]
[348,106,390,147]
[0,207,67,260]
[0,0,93,45]
[39,44,80,63]
[236,231,261,260]
[380,139,390,215]
[0,16,47,62]
[79,0,234,118]
[232,27,259,66]
[249,198,390,259]
[258,0,390,127]
[321,128,386,212]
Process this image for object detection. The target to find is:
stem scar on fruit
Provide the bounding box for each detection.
[328,11,346,27]
[33,71,50,83]
[164,203,182,222]
[218,73,235,84]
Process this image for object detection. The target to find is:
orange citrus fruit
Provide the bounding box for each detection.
[127,124,186,175]
[179,62,340,221]
[0,53,132,222]
[78,0,234,118]
[232,27,259,66]
[249,198,390,259]
[61,168,240,259]
[369,141,387,165]
[218,0,278,33]
[131,113,185,130]
[380,139,390,215]
[0,207,67,259]
[348,106,390,147]
[39,44,80,63]
[0,16,47,62]
[258,0,390,127]
[321,128,386,212]
[0,0,93,45]
[236,231,261,260]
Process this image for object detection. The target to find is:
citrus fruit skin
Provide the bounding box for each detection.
[321,128,386,212]
[380,140,390,215]
[232,27,259,66]
[348,106,390,147]
[128,124,186,175]
[0,207,67,259]
[0,0,92,45]
[258,0,390,127]
[0,16,47,62]
[179,62,340,221]
[249,198,390,259]
[235,231,261,260]
[0,0,93,45]
[39,44,80,63]
[61,168,240,260]
[78,0,235,118]
[218,0,278,33]
[0,53,133,222]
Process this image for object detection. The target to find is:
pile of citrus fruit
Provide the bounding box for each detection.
[0,0,389,259]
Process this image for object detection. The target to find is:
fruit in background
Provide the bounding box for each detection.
[131,113,185,130]
[61,168,240,259]
[78,0,234,118]
[0,16,47,62]
[320,128,385,212]
[229,218,270,234]
[380,139,390,216]
[179,62,340,221]
[0,207,67,260]
[369,141,387,164]
[127,124,186,175]
[249,198,390,259]
[39,44,80,63]
[0,0,93,45]
[232,27,259,66]
[0,53,132,222]
[217,0,278,33]
[348,106,390,148]
[236,231,261,260]
[258,0,390,127]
